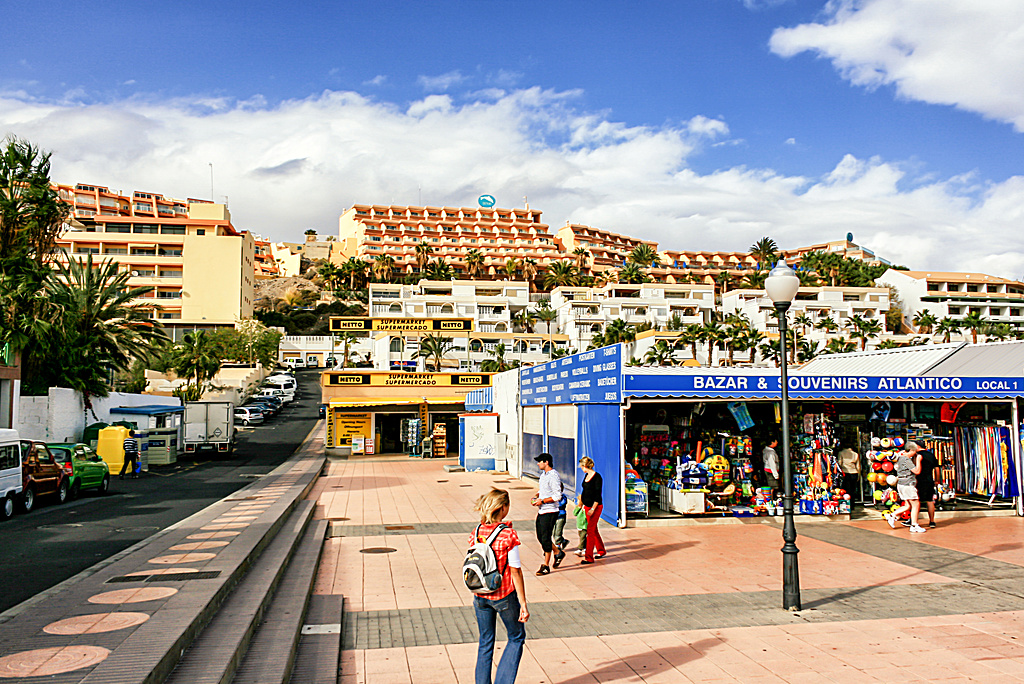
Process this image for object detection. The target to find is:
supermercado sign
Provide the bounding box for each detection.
[326,372,490,387]
[521,344,622,405]
[624,373,1024,400]
[329,317,473,332]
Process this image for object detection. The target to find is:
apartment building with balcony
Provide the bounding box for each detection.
[722,286,891,345]
[337,204,560,279]
[550,283,716,350]
[783,238,891,267]
[369,279,530,330]
[55,183,255,339]
[371,331,570,371]
[554,223,658,272]
[878,270,1024,333]
[253,236,281,279]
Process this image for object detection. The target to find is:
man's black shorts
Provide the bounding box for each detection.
[535,512,558,553]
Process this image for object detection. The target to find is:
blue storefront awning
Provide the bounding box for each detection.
[623,368,1024,401]
[465,387,494,412]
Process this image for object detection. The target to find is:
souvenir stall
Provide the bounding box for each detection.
[520,344,1024,527]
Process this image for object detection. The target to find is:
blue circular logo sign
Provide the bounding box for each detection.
[478,194,496,208]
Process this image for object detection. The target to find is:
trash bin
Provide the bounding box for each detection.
[97,425,130,473]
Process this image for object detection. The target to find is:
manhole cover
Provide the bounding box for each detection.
[384,525,414,531]
[360,547,397,554]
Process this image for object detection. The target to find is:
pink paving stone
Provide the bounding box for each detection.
[169,541,229,551]
[148,552,217,564]
[200,522,249,530]
[126,567,200,576]
[88,587,178,604]
[43,612,150,635]
[186,530,241,540]
[0,646,110,677]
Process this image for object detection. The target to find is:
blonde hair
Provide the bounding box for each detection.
[579,456,594,469]
[474,488,510,524]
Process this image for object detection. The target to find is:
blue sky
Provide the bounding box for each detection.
[3,0,1024,276]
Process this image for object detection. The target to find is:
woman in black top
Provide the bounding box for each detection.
[579,457,606,564]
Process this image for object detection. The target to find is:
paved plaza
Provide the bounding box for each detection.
[312,457,1024,683]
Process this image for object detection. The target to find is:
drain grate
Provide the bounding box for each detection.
[107,571,221,583]
[510,486,533,490]
[359,547,397,554]
[226,496,259,502]
[384,525,414,531]
[326,517,350,521]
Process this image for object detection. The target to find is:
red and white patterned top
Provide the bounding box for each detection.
[468,522,520,601]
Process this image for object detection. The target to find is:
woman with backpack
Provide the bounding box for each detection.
[467,488,529,684]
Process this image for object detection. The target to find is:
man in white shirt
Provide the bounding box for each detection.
[531,453,563,576]
[763,438,780,493]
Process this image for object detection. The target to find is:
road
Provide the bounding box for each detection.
[0,368,323,614]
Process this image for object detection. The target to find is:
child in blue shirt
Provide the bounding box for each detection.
[551,488,569,567]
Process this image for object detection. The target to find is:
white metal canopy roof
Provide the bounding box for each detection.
[794,343,964,376]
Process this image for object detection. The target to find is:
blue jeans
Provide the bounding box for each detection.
[474,592,526,684]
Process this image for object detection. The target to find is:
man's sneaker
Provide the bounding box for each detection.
[928,522,936,529]
[557,538,569,551]
[899,518,911,527]
[574,549,585,557]
[910,525,927,533]
[885,513,897,529]
[553,550,566,568]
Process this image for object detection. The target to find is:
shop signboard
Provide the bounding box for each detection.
[336,413,372,447]
[330,317,473,332]
[326,372,490,387]
[520,344,623,406]
[623,372,1024,400]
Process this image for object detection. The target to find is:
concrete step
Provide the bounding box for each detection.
[231,518,328,684]
[290,595,344,684]
[165,501,316,684]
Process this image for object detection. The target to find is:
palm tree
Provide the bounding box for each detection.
[700,320,725,365]
[678,323,704,365]
[330,331,358,368]
[521,258,539,291]
[847,314,883,351]
[815,316,839,334]
[425,258,454,281]
[935,317,961,343]
[604,318,636,344]
[543,260,578,289]
[342,257,370,289]
[985,323,1012,342]
[740,270,769,289]
[793,313,813,338]
[643,340,676,366]
[171,331,221,401]
[797,338,820,363]
[628,244,660,269]
[535,307,558,358]
[480,343,520,372]
[514,309,537,333]
[594,269,617,287]
[317,261,343,291]
[961,310,987,344]
[573,247,590,272]
[504,257,520,279]
[823,337,857,355]
[46,254,166,412]
[465,249,485,279]
[714,270,736,295]
[415,334,454,372]
[748,237,779,270]
[912,310,938,335]
[414,242,434,272]
[740,328,766,364]
[617,262,649,284]
[372,254,396,283]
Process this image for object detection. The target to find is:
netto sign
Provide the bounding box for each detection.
[327,372,491,387]
[329,317,474,332]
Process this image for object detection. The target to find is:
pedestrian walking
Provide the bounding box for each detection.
[572,496,588,557]
[886,444,924,533]
[901,441,939,529]
[578,456,606,565]
[837,443,861,502]
[762,438,780,493]
[119,430,139,480]
[467,489,528,684]
[531,453,562,575]
[551,486,570,566]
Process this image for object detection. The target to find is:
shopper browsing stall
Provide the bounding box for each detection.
[762,438,780,492]
[531,453,563,575]
[909,441,939,529]
[837,443,860,503]
[579,456,606,565]
[886,445,925,533]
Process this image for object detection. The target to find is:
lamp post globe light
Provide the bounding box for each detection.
[765,258,802,611]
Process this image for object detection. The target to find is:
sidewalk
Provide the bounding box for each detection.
[315,457,1024,683]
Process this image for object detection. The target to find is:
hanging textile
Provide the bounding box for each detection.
[950,426,1017,497]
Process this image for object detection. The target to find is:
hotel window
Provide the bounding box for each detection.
[105,223,131,233]
[1011,309,1021,317]
[160,226,186,235]
[197,229,205,235]
[133,224,159,234]
[369,236,382,242]
[428,212,439,217]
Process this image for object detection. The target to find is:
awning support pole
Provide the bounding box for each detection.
[1012,400,1022,516]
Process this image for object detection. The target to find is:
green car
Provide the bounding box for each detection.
[47,443,111,498]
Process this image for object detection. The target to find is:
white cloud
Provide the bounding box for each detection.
[363,74,386,86]
[417,70,466,92]
[770,0,1024,130]
[784,137,796,145]
[2,87,1023,278]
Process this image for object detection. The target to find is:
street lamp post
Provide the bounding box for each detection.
[765,258,802,611]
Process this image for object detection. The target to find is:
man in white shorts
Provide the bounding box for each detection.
[886,445,925,533]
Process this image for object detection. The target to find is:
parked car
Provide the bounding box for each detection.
[256,387,291,404]
[244,401,276,420]
[246,396,280,415]
[256,395,284,412]
[0,429,22,520]
[47,443,111,497]
[234,406,265,426]
[283,358,306,369]
[18,441,69,512]
[318,403,327,419]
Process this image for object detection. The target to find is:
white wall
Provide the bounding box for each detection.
[17,388,180,442]
[492,369,521,477]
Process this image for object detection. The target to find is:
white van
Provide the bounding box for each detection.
[0,429,23,520]
[257,387,292,404]
[263,377,296,401]
[283,357,305,369]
